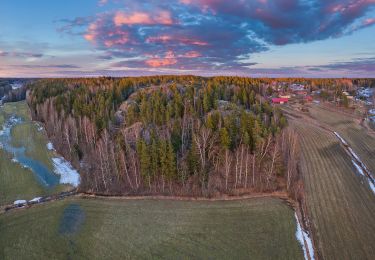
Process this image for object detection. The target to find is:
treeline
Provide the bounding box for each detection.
[28,76,296,196]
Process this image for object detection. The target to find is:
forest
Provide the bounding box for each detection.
[28,75,366,197]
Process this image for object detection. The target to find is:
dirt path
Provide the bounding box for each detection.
[0,190,293,215]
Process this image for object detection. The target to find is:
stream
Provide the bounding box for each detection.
[0,111,80,204]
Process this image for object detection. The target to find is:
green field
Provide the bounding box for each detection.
[287,105,375,259]
[0,197,304,260]
[0,101,69,206]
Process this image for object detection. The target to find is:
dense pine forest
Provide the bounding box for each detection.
[27,75,374,197]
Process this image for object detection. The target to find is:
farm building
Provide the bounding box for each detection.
[272,98,289,104]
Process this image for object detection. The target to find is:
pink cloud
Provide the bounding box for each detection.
[114,11,174,26]
[179,51,201,58]
[84,23,98,41]
[145,51,178,67]
[363,17,375,26]
[146,35,208,46]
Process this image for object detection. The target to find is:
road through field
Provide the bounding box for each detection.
[286,105,375,260]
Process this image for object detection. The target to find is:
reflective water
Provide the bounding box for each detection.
[0,115,59,187]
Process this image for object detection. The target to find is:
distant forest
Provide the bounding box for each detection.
[26,76,374,197]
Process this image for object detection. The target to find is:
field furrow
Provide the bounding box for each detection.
[291,118,375,260]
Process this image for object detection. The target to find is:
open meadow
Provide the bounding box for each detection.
[286,104,375,259]
[0,197,304,260]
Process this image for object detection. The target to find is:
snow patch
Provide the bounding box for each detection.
[352,160,365,176]
[11,83,23,90]
[334,132,347,146]
[29,197,42,203]
[295,213,315,260]
[47,142,54,150]
[13,200,27,205]
[352,160,375,193]
[52,157,80,187]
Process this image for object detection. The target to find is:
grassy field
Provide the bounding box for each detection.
[308,104,375,177]
[288,106,375,260]
[0,101,69,206]
[0,197,304,260]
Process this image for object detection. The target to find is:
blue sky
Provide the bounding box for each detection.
[0,0,374,77]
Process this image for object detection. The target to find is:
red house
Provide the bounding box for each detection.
[272,98,289,104]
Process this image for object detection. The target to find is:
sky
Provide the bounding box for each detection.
[0,0,374,78]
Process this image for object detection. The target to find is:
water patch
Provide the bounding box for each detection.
[0,115,59,187]
[295,213,315,260]
[59,204,85,235]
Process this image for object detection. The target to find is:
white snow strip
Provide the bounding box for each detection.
[29,197,42,203]
[352,160,365,176]
[348,147,360,162]
[47,142,54,150]
[352,160,375,194]
[334,132,348,146]
[52,157,80,187]
[295,213,315,260]
[13,200,27,205]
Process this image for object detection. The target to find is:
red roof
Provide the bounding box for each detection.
[272,98,289,103]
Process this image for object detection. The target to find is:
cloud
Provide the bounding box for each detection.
[310,57,375,72]
[12,64,81,69]
[59,0,375,71]
[0,50,44,58]
[113,10,174,26]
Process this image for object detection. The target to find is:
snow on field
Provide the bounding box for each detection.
[13,200,27,205]
[295,213,315,260]
[334,132,348,146]
[29,197,42,203]
[352,160,375,194]
[52,157,80,187]
[47,142,54,150]
[335,132,375,194]
[11,83,23,90]
[352,160,365,176]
